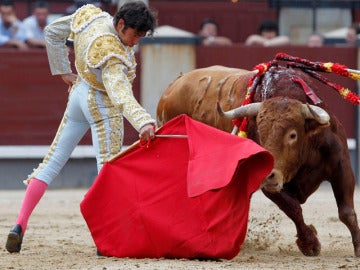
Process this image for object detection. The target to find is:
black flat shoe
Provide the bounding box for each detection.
[6,224,23,253]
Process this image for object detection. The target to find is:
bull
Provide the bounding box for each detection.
[156,61,360,257]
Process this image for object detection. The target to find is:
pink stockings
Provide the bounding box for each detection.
[15,178,48,234]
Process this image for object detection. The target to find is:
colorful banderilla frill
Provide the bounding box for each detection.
[233,53,360,137]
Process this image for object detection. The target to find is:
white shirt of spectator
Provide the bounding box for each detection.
[23,15,49,40]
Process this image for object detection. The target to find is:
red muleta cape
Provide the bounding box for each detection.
[80,114,274,259]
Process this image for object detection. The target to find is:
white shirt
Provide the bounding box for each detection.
[0,17,27,45]
[22,15,49,40]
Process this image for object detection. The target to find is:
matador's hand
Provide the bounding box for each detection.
[60,73,78,92]
[139,124,155,143]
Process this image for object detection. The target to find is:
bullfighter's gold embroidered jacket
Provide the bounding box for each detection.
[44,4,155,131]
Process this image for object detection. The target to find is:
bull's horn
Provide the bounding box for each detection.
[301,104,330,124]
[217,102,262,119]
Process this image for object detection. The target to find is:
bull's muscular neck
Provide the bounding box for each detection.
[211,70,255,131]
[157,66,253,132]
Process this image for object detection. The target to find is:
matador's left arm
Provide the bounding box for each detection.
[102,58,155,132]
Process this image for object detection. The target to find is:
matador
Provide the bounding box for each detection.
[6,1,156,253]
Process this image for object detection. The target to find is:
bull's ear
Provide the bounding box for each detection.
[302,104,330,136]
[305,118,330,137]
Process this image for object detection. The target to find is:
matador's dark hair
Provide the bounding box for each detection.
[113,1,157,36]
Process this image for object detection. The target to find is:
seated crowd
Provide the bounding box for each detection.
[198,17,358,48]
[0,0,50,50]
[0,0,358,50]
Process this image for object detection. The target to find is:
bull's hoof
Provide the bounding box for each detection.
[296,238,321,256]
[353,239,360,257]
[355,248,360,257]
[296,224,321,256]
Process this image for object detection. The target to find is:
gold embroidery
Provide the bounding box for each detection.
[87,34,132,68]
[108,107,123,157]
[68,31,74,41]
[73,23,135,91]
[71,5,104,32]
[88,87,108,164]
[102,58,154,131]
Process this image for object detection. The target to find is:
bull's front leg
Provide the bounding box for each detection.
[338,205,360,257]
[262,189,321,256]
[331,180,360,257]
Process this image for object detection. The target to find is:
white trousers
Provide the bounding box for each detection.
[27,80,124,185]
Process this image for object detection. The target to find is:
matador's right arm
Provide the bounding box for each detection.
[44,15,73,75]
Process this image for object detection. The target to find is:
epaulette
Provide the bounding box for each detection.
[86,34,134,69]
[71,4,107,34]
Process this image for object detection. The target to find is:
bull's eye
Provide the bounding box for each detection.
[287,130,297,145]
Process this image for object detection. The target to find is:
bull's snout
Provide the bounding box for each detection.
[261,169,284,193]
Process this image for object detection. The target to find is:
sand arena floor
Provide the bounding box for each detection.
[1,186,360,270]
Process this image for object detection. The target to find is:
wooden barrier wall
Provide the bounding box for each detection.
[0,45,357,146]
[0,49,140,145]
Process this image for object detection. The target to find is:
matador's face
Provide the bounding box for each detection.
[116,19,146,47]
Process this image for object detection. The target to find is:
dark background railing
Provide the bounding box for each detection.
[0,45,357,145]
[1,0,358,146]
[269,0,360,9]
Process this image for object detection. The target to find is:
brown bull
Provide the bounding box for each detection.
[156,64,360,257]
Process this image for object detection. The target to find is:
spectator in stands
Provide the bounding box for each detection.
[345,23,360,47]
[23,1,50,49]
[0,0,28,50]
[245,19,290,47]
[199,18,232,46]
[307,33,324,47]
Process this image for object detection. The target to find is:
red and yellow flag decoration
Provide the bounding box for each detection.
[233,53,360,136]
